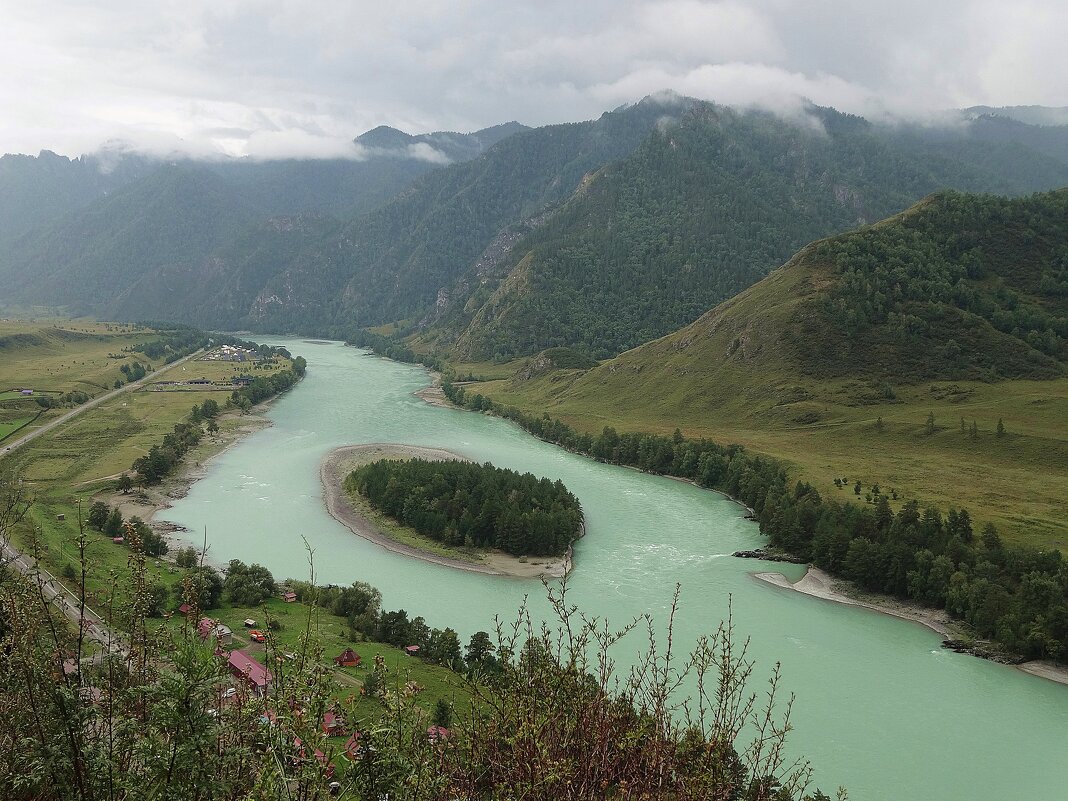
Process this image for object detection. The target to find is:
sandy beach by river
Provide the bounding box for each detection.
[755,566,1068,687]
[320,443,573,579]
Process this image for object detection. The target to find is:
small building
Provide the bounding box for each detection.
[177,603,193,616]
[404,645,421,656]
[197,618,232,645]
[112,537,124,544]
[344,732,362,759]
[243,618,256,628]
[427,725,451,743]
[56,513,66,521]
[20,389,33,396]
[293,738,334,777]
[228,650,272,695]
[333,648,361,668]
[282,591,297,603]
[322,711,345,736]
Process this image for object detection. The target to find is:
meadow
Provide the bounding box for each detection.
[466,371,1068,553]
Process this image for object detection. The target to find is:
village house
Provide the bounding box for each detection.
[332,648,361,668]
[322,711,346,736]
[197,617,234,645]
[344,732,362,759]
[427,725,451,743]
[228,650,272,695]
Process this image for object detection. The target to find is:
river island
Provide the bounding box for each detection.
[321,443,578,578]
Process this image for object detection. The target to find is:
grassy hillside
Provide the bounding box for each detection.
[463,191,1068,550]
[0,319,166,442]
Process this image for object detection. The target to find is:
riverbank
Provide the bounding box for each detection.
[753,566,957,637]
[413,370,451,408]
[754,566,1068,686]
[320,443,573,579]
[101,411,272,550]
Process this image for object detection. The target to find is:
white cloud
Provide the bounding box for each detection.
[0,0,1065,159]
[243,130,366,161]
[405,143,452,164]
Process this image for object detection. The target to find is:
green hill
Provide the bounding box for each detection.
[468,190,1068,549]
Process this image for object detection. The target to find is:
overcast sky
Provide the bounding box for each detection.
[2,0,1065,159]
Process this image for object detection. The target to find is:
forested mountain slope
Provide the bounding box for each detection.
[0,150,155,246]
[0,123,528,315]
[0,101,670,326]
[4,97,1068,347]
[222,99,691,333]
[472,190,1068,545]
[430,105,1068,360]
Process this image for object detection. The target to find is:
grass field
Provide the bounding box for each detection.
[0,415,35,441]
[453,254,1068,553]
[0,319,159,393]
[473,371,1068,552]
[0,319,290,597]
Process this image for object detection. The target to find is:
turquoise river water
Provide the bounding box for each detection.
[163,339,1068,800]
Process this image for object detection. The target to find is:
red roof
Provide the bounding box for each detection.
[283,591,297,602]
[197,617,215,638]
[345,732,362,757]
[404,645,420,654]
[228,650,272,688]
[178,603,193,615]
[427,725,451,742]
[322,711,345,735]
[333,648,361,666]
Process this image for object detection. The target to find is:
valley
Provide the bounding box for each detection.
[2,91,1067,801]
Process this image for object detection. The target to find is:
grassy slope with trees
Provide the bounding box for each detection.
[459,190,1068,551]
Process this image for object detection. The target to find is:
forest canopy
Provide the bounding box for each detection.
[346,458,583,557]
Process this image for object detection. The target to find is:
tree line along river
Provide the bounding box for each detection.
[163,338,1068,801]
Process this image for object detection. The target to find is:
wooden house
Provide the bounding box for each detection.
[228,650,272,695]
[332,648,361,668]
[322,711,346,736]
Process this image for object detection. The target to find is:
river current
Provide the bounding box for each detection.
[163,338,1068,800]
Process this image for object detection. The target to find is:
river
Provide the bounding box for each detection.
[163,338,1068,801]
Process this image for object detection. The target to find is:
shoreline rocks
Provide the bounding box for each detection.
[732,548,807,564]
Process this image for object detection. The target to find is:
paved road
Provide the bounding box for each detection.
[0,534,127,656]
[0,347,203,458]
[0,348,204,657]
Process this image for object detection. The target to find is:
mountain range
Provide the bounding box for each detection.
[3,96,1068,366]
